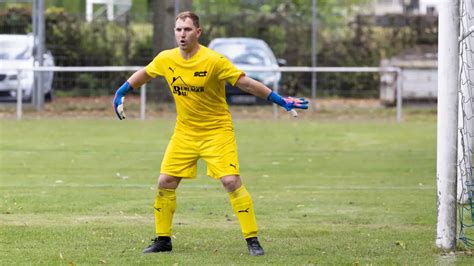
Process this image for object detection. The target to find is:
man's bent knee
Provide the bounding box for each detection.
[158,174,181,189]
[221,175,242,192]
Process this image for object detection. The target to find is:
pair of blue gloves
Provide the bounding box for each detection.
[113,82,309,120]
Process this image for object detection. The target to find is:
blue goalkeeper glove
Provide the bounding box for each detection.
[267,91,309,111]
[113,81,133,120]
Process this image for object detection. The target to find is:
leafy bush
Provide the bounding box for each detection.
[1,7,132,96]
[0,6,31,34]
[195,1,437,98]
[45,8,130,95]
[0,3,437,98]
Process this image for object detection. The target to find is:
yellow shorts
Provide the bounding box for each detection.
[160,131,240,179]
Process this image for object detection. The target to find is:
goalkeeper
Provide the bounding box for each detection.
[113,11,308,256]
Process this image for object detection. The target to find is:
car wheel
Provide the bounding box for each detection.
[45,91,53,102]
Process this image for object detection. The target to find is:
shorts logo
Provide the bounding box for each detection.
[154,207,161,212]
[238,208,250,213]
[194,71,207,77]
[229,163,237,169]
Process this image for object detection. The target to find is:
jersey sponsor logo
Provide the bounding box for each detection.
[171,76,186,85]
[173,85,204,96]
[194,71,207,77]
[171,76,205,96]
[238,208,250,213]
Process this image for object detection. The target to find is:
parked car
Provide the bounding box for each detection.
[208,37,286,105]
[0,34,54,102]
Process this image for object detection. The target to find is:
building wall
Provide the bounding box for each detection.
[380,67,437,105]
[371,0,441,15]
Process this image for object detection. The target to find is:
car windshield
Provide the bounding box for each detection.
[212,43,274,66]
[0,39,31,60]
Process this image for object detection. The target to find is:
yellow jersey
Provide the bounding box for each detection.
[145,45,244,138]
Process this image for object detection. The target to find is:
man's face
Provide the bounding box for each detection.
[174,18,201,52]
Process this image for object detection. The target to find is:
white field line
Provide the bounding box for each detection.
[1,183,434,190]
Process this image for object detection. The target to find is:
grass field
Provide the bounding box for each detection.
[0,114,473,264]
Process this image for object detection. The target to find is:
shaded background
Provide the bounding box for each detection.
[0,0,437,100]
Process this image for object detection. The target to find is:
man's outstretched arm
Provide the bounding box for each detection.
[113,68,153,120]
[235,75,309,113]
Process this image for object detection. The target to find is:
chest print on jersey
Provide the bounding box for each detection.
[169,68,207,97]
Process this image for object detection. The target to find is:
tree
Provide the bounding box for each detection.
[151,0,193,54]
[150,0,192,101]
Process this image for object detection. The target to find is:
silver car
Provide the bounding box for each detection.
[0,34,54,101]
[208,37,286,105]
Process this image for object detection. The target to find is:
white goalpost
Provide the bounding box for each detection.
[436,0,460,250]
[436,0,474,250]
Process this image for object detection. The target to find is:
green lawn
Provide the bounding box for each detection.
[0,118,472,264]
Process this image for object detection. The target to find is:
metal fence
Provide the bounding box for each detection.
[3,65,403,121]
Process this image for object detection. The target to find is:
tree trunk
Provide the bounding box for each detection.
[152,0,175,53]
[180,0,193,14]
[151,0,194,54]
[150,0,193,102]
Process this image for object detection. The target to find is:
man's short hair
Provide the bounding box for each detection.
[176,11,200,28]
